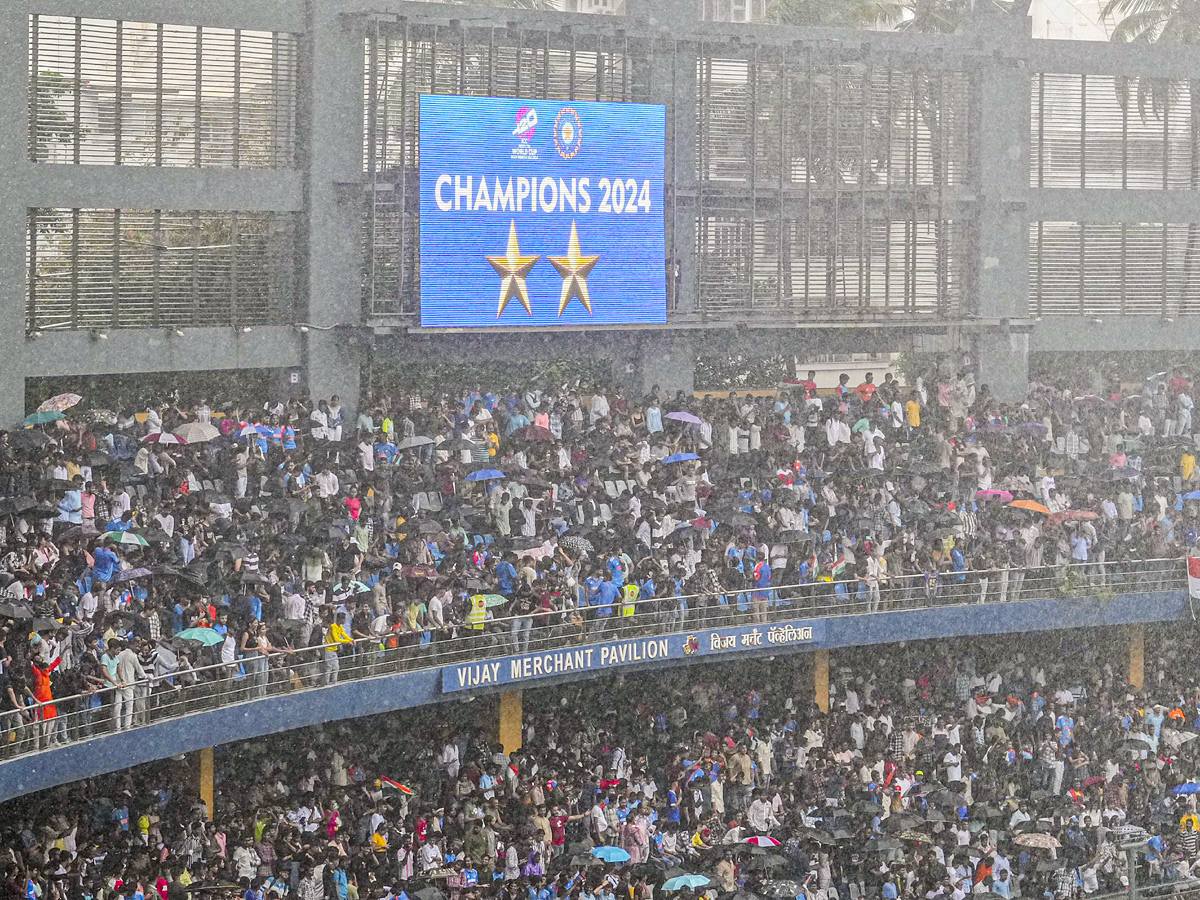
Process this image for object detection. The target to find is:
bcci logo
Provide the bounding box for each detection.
[554,107,583,160]
[511,106,538,160]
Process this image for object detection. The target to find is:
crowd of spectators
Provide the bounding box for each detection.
[6,633,1200,900]
[0,364,1198,749]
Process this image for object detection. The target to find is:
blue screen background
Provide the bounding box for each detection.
[418,94,667,328]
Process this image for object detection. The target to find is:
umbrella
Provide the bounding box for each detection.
[590,846,631,863]
[898,831,934,843]
[477,594,509,609]
[746,856,786,872]
[114,567,153,583]
[559,535,594,554]
[1183,491,1200,502]
[87,408,118,425]
[37,393,83,414]
[974,489,1013,502]
[796,829,835,846]
[414,888,446,900]
[761,882,804,899]
[397,435,435,450]
[1045,510,1098,527]
[1170,783,1200,795]
[1009,499,1051,514]
[88,451,115,468]
[241,572,271,585]
[663,452,701,464]
[30,617,58,632]
[142,432,188,445]
[743,836,781,847]
[174,628,225,647]
[0,601,34,619]
[9,430,51,449]
[175,422,221,444]
[662,876,710,891]
[59,524,101,543]
[665,411,702,425]
[103,532,149,547]
[24,410,65,426]
[1013,833,1060,849]
[136,528,172,543]
[512,425,556,443]
[464,469,505,482]
[863,837,902,852]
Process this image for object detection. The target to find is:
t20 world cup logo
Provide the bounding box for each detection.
[511,106,538,160]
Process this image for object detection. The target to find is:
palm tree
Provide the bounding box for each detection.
[1102,0,1200,313]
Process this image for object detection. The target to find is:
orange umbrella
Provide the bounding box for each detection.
[1009,499,1051,515]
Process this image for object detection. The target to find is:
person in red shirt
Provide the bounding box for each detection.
[855,373,878,403]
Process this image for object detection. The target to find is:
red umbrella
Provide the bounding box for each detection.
[744,836,781,847]
[512,425,556,443]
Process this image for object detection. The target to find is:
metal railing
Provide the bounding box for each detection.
[0,557,1185,764]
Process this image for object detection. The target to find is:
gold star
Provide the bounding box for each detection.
[548,221,600,316]
[486,221,540,317]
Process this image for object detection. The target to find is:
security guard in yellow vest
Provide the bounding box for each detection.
[466,594,488,630]
[620,583,639,617]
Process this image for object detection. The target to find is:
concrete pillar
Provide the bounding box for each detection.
[198,747,215,821]
[300,2,363,419]
[965,15,1031,401]
[0,2,27,425]
[1128,623,1145,691]
[637,335,696,400]
[499,690,523,755]
[813,649,830,714]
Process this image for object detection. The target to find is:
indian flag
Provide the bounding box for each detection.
[829,557,847,578]
[379,777,413,795]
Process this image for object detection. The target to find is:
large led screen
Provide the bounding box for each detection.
[418,94,667,328]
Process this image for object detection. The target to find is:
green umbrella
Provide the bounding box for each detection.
[103,531,150,547]
[481,594,509,608]
[175,627,225,647]
[24,410,65,426]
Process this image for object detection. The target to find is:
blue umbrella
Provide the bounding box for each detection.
[663,876,710,891]
[590,846,631,863]
[1171,783,1200,795]
[24,410,65,426]
[464,469,505,482]
[1184,491,1200,502]
[663,453,700,464]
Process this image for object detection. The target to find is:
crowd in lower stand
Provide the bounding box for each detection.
[7,634,1200,900]
[1,363,1199,749]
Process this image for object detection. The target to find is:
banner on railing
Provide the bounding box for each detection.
[441,620,826,692]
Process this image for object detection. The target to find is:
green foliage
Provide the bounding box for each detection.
[695,355,791,390]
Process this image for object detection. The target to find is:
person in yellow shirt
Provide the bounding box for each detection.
[905,391,922,435]
[324,612,354,685]
[1182,451,1196,482]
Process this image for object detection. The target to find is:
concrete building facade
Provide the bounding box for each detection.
[3,0,1200,424]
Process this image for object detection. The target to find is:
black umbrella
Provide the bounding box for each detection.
[414,889,446,900]
[0,496,37,517]
[746,855,786,872]
[0,601,34,619]
[88,451,115,468]
[30,616,58,632]
[59,524,101,543]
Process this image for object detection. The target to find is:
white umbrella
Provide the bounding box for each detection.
[175,422,220,444]
[142,432,188,446]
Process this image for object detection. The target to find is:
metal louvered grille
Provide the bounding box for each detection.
[1030,73,1197,189]
[27,208,298,330]
[1029,221,1200,316]
[698,211,961,317]
[697,55,968,189]
[361,26,643,316]
[29,15,297,167]
[363,28,635,175]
